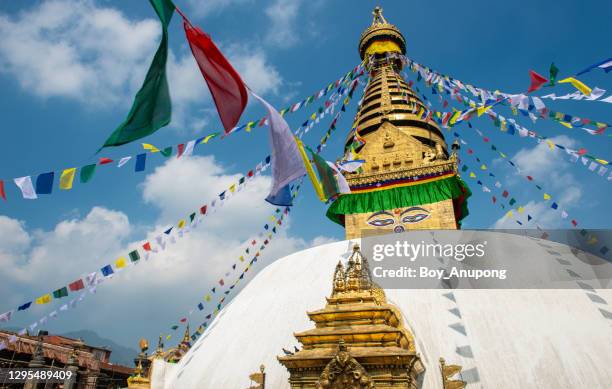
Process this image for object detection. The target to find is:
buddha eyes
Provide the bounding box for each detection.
[402,213,429,223]
[368,218,395,227]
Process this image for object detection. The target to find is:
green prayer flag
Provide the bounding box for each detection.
[80,164,96,183]
[171,325,179,330]
[100,0,175,149]
[509,198,516,206]
[307,146,339,200]
[129,250,140,262]
[160,146,173,157]
[549,62,559,85]
[461,165,468,172]
[53,287,68,298]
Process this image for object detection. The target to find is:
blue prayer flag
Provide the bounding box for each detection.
[135,153,146,172]
[35,172,54,194]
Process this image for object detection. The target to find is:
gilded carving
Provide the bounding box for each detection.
[316,340,375,389]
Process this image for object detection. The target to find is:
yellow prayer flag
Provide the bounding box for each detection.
[229,184,236,193]
[518,206,524,213]
[480,164,487,170]
[546,140,555,150]
[469,172,476,178]
[310,113,316,120]
[142,143,160,152]
[178,219,186,229]
[35,294,51,305]
[201,133,217,144]
[204,294,211,302]
[295,137,326,201]
[239,255,244,262]
[596,159,609,165]
[59,168,77,190]
[587,236,598,245]
[506,210,513,218]
[477,105,491,117]
[449,111,461,126]
[500,152,507,158]
[245,121,254,132]
[115,257,127,268]
[558,77,592,96]
[166,334,172,341]
[469,101,476,108]
[543,193,551,200]
[559,121,572,128]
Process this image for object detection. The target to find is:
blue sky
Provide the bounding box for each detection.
[0,0,610,349]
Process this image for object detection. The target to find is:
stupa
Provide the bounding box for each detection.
[327,6,470,239]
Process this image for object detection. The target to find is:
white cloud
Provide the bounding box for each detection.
[264,0,303,48]
[0,0,284,132]
[492,136,583,229]
[0,155,333,346]
[0,0,158,104]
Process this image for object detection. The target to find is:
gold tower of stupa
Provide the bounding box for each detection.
[278,244,424,388]
[326,7,470,240]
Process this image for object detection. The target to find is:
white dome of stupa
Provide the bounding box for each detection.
[153,235,612,389]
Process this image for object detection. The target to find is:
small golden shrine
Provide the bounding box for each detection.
[127,326,192,388]
[277,245,424,388]
[326,7,470,240]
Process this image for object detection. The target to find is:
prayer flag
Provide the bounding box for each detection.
[576,57,612,76]
[98,157,113,165]
[201,133,218,143]
[181,14,247,133]
[115,257,127,268]
[18,302,32,311]
[135,153,147,172]
[35,294,51,305]
[502,190,509,198]
[160,146,173,157]
[527,70,548,93]
[558,77,592,96]
[80,164,97,183]
[548,62,559,85]
[53,287,68,299]
[252,93,306,205]
[543,193,551,200]
[0,180,5,200]
[35,172,54,194]
[129,250,141,262]
[100,0,174,148]
[101,265,114,277]
[142,143,160,153]
[59,168,76,190]
[14,176,37,199]
[68,279,85,292]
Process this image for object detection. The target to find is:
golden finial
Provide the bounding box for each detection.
[372,6,388,25]
[139,338,149,353]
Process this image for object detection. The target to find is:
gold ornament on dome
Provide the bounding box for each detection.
[316,339,375,389]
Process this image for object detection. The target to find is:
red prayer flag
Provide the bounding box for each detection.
[502,190,509,198]
[577,148,587,155]
[483,137,490,142]
[200,205,207,215]
[68,279,85,292]
[527,176,533,181]
[219,279,224,286]
[0,180,6,201]
[571,219,578,227]
[98,157,113,165]
[527,70,548,93]
[180,317,187,323]
[492,196,497,204]
[142,242,152,252]
[177,143,185,158]
[181,16,248,133]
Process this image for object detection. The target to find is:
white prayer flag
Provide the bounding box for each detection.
[14,176,37,199]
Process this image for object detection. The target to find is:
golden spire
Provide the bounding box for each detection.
[181,324,191,347]
[358,6,406,59]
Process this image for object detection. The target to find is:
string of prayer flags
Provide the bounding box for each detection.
[99,0,174,149]
[3,155,270,323]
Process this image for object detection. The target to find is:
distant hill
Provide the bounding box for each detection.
[60,330,137,366]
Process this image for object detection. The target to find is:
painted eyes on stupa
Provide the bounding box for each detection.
[368,218,395,227]
[399,207,430,224]
[367,211,395,227]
